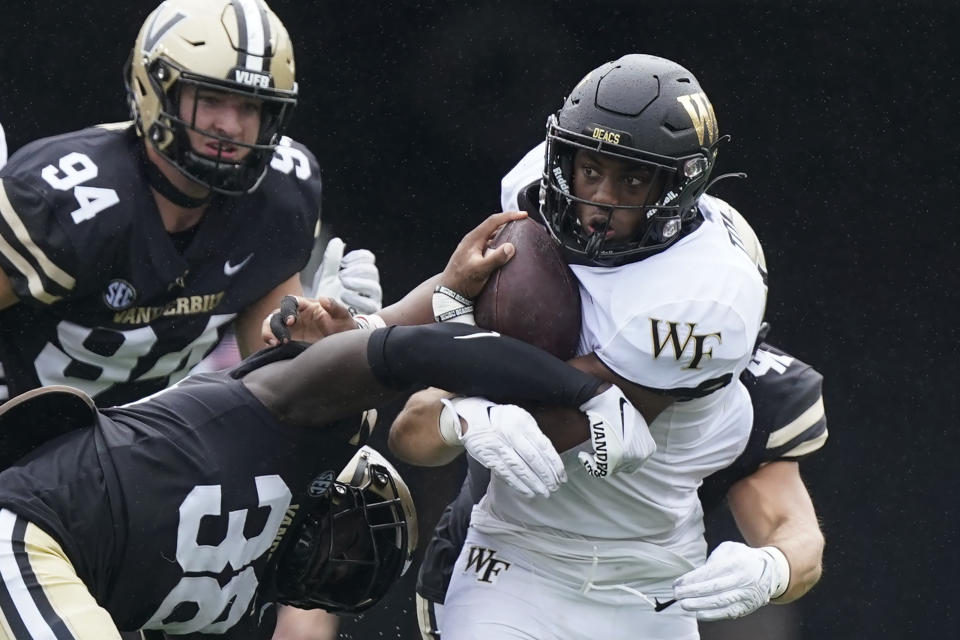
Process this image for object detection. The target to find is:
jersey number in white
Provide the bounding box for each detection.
[40,152,119,223]
[270,136,311,180]
[143,476,293,634]
[34,314,236,399]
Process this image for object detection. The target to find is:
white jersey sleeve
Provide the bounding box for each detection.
[500,142,545,212]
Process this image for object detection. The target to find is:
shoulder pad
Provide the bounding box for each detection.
[0,126,141,304]
[500,142,545,212]
[0,386,98,469]
[594,272,761,397]
[743,343,828,460]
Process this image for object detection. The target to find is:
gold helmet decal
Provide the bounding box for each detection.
[676,92,718,146]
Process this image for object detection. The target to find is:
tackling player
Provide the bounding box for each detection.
[0,310,635,639]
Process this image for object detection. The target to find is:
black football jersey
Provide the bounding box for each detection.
[0,357,359,636]
[415,343,828,603]
[0,123,320,406]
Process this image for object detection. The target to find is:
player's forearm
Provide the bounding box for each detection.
[727,461,825,603]
[367,324,603,407]
[756,517,824,602]
[375,273,441,327]
[389,388,462,466]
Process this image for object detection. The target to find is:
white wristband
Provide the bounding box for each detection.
[437,399,466,447]
[432,286,475,325]
[354,313,386,330]
[760,546,791,599]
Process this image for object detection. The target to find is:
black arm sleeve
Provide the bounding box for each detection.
[366,323,602,407]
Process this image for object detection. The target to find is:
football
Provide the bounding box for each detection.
[475,218,581,360]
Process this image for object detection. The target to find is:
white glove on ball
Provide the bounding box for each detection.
[441,396,566,498]
[673,541,791,620]
[311,237,382,315]
[577,385,656,478]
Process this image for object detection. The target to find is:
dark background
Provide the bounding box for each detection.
[2,1,957,637]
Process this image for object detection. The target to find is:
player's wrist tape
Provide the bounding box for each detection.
[437,398,466,448]
[354,313,386,330]
[432,285,475,324]
[760,545,791,599]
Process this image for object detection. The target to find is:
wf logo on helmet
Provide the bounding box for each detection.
[677,92,718,146]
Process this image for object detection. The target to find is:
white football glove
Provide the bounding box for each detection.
[577,385,656,478]
[673,541,791,620]
[441,396,566,498]
[310,237,382,315]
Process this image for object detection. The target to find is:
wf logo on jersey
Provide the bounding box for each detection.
[650,319,722,370]
[103,279,137,310]
[464,546,511,584]
[676,92,718,146]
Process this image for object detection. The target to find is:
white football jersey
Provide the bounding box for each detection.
[478,145,768,578]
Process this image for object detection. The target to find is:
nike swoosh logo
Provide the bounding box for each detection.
[654,597,676,612]
[453,331,501,340]
[224,253,254,276]
[618,397,629,437]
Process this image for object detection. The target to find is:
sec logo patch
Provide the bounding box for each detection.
[103,279,137,310]
[308,471,336,497]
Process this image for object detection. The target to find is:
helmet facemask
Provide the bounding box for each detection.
[132,57,296,195]
[274,447,417,614]
[540,116,715,267]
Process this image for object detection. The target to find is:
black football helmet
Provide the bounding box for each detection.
[274,446,417,614]
[541,54,723,266]
[126,0,298,195]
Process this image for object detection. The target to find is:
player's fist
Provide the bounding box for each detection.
[577,384,656,478]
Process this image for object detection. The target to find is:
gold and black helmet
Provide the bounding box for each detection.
[126,0,298,194]
[541,54,724,266]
